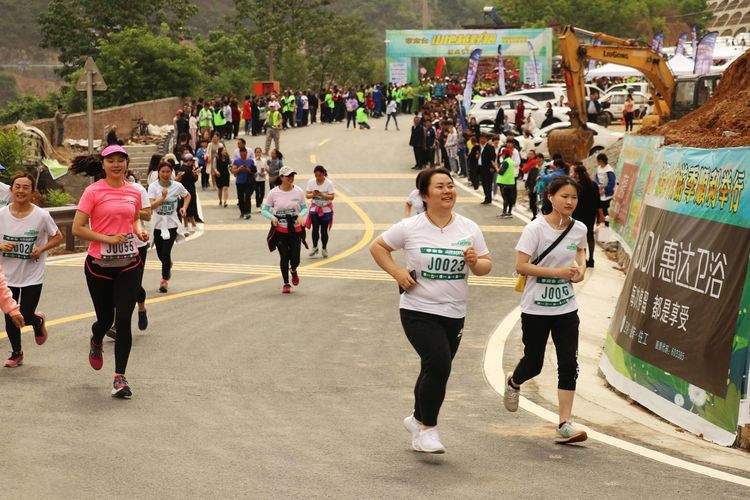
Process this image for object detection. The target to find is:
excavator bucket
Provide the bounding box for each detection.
[548,124,594,164]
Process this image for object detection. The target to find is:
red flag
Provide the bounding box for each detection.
[435,57,446,77]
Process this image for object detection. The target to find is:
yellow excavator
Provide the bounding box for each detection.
[549,25,721,162]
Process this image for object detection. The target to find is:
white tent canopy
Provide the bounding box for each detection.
[586,63,642,80]
[667,53,695,76]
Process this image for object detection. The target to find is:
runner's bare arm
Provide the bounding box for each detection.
[370,237,416,290]
[30,230,64,259]
[465,247,492,276]
[72,210,125,244]
[516,250,576,280]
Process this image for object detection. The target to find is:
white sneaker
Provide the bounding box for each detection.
[403,414,421,440]
[321,249,328,258]
[412,427,445,454]
[556,421,588,444]
[504,378,520,412]
[309,247,319,257]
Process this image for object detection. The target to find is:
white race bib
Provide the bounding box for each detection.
[533,277,574,307]
[101,233,138,262]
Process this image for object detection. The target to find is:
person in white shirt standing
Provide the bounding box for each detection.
[504,175,589,444]
[594,152,616,227]
[385,98,399,131]
[305,165,335,258]
[371,168,492,454]
[0,173,64,367]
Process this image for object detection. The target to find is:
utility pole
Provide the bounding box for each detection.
[75,57,107,154]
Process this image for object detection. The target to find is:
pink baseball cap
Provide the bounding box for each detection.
[100,144,128,158]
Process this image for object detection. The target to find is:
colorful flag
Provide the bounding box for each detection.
[497,45,506,95]
[527,41,540,88]
[691,26,698,57]
[651,33,664,53]
[462,48,482,116]
[675,33,688,56]
[434,57,446,78]
[694,31,718,75]
[588,40,601,72]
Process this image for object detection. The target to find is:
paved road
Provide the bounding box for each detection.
[1,120,747,498]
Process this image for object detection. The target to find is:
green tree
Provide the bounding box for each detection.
[195,31,257,95]
[94,28,203,107]
[0,129,28,182]
[38,0,197,77]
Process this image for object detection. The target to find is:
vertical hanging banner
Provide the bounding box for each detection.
[675,33,688,57]
[497,45,506,95]
[651,33,664,53]
[691,26,698,58]
[462,48,482,116]
[600,145,750,446]
[527,41,540,87]
[694,31,718,75]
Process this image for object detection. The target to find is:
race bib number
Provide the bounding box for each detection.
[2,235,37,260]
[312,196,329,207]
[275,208,298,227]
[157,199,177,216]
[101,233,138,261]
[534,277,574,307]
[420,247,466,280]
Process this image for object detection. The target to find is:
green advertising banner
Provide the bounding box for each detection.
[609,135,665,252]
[601,144,750,446]
[385,29,552,85]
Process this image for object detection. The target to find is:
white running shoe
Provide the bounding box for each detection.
[412,427,446,454]
[309,247,319,257]
[321,249,328,258]
[403,414,421,440]
[556,421,588,444]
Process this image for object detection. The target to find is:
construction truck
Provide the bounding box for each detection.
[549,26,721,162]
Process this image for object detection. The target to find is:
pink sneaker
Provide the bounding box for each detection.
[282,284,292,294]
[291,271,300,286]
[4,351,23,368]
[34,312,48,346]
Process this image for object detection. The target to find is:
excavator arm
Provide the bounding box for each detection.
[550,25,677,162]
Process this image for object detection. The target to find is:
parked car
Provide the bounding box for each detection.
[542,83,605,105]
[531,121,624,158]
[468,95,569,132]
[606,82,649,96]
[600,91,650,123]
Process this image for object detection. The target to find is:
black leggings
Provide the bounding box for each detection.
[511,311,580,391]
[4,284,43,353]
[385,112,398,129]
[276,231,301,284]
[400,308,464,427]
[137,245,147,304]
[85,256,141,374]
[311,213,329,249]
[254,181,265,208]
[346,111,357,128]
[500,184,516,214]
[154,227,178,280]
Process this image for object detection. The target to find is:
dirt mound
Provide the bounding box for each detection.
[640,50,750,148]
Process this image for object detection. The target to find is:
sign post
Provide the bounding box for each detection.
[75,57,107,154]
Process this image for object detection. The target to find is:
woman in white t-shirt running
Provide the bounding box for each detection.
[403,169,427,218]
[0,173,63,367]
[371,168,492,454]
[305,165,335,258]
[148,160,191,294]
[505,175,589,444]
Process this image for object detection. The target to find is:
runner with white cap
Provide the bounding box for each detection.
[262,165,308,294]
[70,144,149,398]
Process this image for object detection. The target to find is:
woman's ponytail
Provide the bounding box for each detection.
[70,154,105,179]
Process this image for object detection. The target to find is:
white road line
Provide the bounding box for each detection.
[483,306,750,487]
[453,178,533,224]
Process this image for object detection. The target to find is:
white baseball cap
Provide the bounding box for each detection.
[279,166,298,177]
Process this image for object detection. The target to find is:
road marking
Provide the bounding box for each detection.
[309,154,317,164]
[48,259,515,287]
[3,184,376,340]
[199,223,523,233]
[318,138,331,147]
[483,306,750,487]
[201,196,490,206]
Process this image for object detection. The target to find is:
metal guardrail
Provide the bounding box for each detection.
[46,205,78,251]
